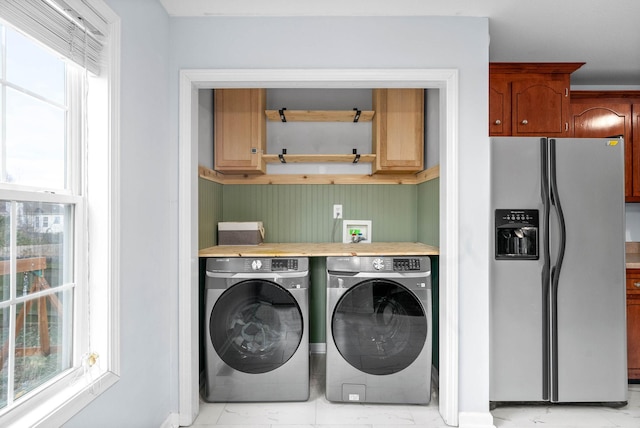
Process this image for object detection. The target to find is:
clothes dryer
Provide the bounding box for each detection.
[326,256,432,404]
[204,257,309,402]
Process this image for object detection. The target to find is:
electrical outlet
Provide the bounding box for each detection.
[333,204,343,219]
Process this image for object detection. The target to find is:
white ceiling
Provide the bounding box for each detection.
[159,0,640,86]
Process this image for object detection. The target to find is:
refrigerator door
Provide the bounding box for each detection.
[490,137,547,401]
[550,137,627,403]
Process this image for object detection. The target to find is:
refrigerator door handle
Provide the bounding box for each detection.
[540,137,551,401]
[548,138,567,402]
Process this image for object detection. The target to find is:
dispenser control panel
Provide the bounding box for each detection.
[495,209,539,260]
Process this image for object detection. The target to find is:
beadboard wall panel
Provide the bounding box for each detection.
[198,178,223,249]
[222,184,418,243]
[417,178,440,246]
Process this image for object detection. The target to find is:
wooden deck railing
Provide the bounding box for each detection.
[0,257,62,368]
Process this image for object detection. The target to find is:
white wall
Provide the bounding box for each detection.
[60,10,490,424]
[265,88,373,174]
[426,88,440,169]
[198,90,214,169]
[65,0,175,427]
[169,15,490,418]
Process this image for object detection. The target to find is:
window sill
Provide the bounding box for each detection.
[0,370,120,428]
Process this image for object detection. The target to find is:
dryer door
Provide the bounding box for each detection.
[332,279,427,375]
[210,279,303,374]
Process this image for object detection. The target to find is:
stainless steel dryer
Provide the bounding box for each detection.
[326,256,432,404]
[204,257,309,402]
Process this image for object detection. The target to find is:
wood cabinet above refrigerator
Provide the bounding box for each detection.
[489,63,584,137]
[570,91,640,202]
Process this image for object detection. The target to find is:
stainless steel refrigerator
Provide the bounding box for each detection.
[490,137,627,404]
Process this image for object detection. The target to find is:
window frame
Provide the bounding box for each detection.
[0,1,120,426]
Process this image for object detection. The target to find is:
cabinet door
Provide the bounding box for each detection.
[372,89,424,173]
[570,102,632,198]
[627,270,640,380]
[489,77,511,136]
[512,79,569,136]
[214,89,266,174]
[634,104,640,200]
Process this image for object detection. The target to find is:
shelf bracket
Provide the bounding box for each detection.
[353,108,361,123]
[279,149,287,163]
[278,108,287,122]
[352,149,360,164]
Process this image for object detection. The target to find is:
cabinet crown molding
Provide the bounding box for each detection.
[490,62,584,74]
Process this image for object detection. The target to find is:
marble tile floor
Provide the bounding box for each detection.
[192,354,640,428]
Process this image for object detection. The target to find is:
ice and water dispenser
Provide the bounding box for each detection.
[495,209,539,260]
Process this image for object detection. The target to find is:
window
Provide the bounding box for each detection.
[0,21,82,412]
[0,1,119,426]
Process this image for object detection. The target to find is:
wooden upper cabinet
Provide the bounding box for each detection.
[489,78,510,135]
[489,63,584,136]
[570,91,640,201]
[627,269,640,380]
[512,79,568,135]
[571,102,630,138]
[635,103,640,202]
[214,88,266,174]
[372,88,424,174]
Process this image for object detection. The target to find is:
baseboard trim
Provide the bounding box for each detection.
[458,411,496,428]
[160,413,180,428]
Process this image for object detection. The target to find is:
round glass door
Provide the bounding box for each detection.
[332,279,427,375]
[210,279,303,374]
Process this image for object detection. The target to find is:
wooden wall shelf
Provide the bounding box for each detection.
[265,109,375,122]
[198,164,439,185]
[262,153,376,164]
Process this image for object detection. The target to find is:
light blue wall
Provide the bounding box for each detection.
[169,15,490,416]
[64,9,490,424]
[65,1,174,427]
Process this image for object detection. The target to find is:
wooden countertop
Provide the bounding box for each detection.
[628,253,640,269]
[626,242,640,269]
[199,242,439,258]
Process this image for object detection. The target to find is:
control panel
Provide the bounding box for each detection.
[271,258,298,271]
[369,257,424,271]
[244,258,300,272]
[393,258,421,271]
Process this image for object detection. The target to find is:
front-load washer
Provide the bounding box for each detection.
[204,257,309,402]
[326,256,432,405]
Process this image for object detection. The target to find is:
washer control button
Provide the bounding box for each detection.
[372,258,385,270]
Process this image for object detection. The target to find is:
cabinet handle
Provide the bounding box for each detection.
[494,119,501,125]
[634,282,640,288]
[565,123,569,132]
[521,119,528,125]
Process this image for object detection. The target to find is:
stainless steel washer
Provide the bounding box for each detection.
[326,256,432,404]
[204,257,309,402]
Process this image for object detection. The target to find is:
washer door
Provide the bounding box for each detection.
[210,279,303,374]
[332,279,427,375]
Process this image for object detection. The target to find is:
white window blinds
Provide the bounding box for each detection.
[0,0,105,75]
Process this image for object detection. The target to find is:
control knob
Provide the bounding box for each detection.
[372,258,384,271]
